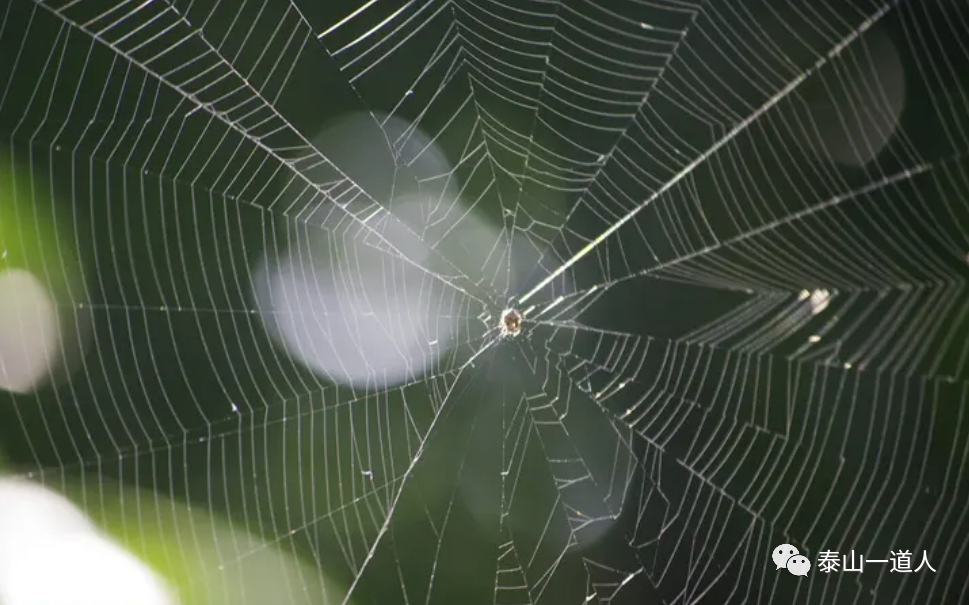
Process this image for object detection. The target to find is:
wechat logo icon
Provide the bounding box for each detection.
[773,544,811,576]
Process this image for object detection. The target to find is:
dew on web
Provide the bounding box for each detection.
[0,1,968,605]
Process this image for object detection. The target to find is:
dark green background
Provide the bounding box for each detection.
[1,1,968,604]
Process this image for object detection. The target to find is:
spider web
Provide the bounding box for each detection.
[1,0,968,604]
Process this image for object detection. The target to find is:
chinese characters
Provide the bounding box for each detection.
[816,550,935,573]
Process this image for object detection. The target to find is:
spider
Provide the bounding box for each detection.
[499,308,523,338]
